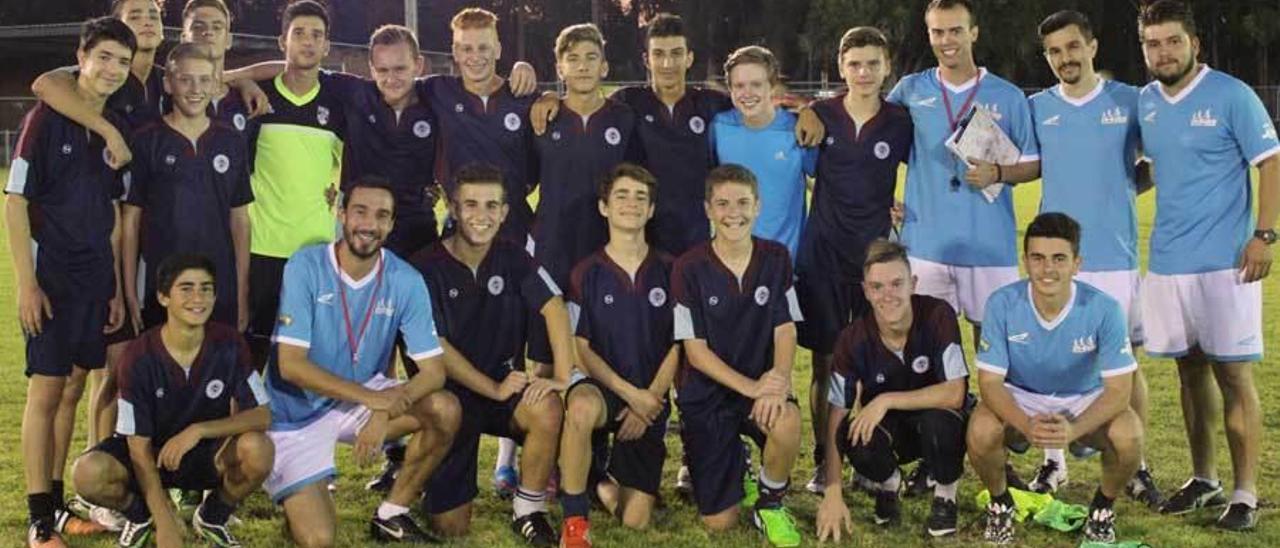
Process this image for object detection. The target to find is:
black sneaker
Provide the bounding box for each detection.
[511,512,557,546]
[1217,503,1258,531]
[903,464,932,498]
[27,519,64,548]
[1126,468,1165,509]
[193,507,241,547]
[117,518,153,548]
[1028,459,1066,494]
[364,458,401,493]
[925,497,958,537]
[1160,478,1226,515]
[369,512,441,544]
[873,489,900,526]
[983,500,1015,545]
[1004,463,1029,492]
[1082,506,1117,543]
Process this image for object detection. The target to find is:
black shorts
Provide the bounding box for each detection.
[679,394,798,516]
[90,435,225,492]
[103,316,138,346]
[246,254,287,360]
[423,390,526,514]
[569,378,669,497]
[796,272,868,355]
[25,299,107,377]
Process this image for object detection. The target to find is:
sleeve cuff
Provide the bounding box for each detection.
[407,346,445,362]
[975,360,1008,376]
[272,336,311,349]
[1017,153,1041,163]
[1249,144,1280,167]
[1100,361,1138,377]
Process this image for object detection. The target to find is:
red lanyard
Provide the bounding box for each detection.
[940,69,983,132]
[334,244,385,365]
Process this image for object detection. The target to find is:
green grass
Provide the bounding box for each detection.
[1,167,1277,547]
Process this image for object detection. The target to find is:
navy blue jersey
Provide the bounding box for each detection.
[206,89,251,134]
[339,76,438,217]
[422,76,538,241]
[124,120,252,325]
[612,86,732,256]
[410,240,560,395]
[533,99,636,286]
[828,295,968,409]
[110,65,165,131]
[798,97,913,280]
[569,248,675,390]
[4,103,124,301]
[671,239,803,406]
[115,322,268,449]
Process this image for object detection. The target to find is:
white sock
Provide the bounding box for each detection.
[1194,476,1220,487]
[1230,490,1258,508]
[758,468,787,490]
[1044,448,1066,465]
[879,470,902,493]
[495,438,518,471]
[513,488,547,519]
[376,501,409,520]
[934,481,959,502]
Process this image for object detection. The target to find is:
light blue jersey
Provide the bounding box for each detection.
[1031,80,1141,272]
[1139,66,1280,275]
[887,68,1040,267]
[267,243,443,430]
[977,280,1136,396]
[711,107,815,258]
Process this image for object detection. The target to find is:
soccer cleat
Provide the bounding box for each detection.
[28,521,67,548]
[559,516,592,548]
[66,495,125,532]
[116,519,153,548]
[903,464,933,498]
[873,489,900,526]
[804,467,826,494]
[1069,440,1099,459]
[753,506,801,548]
[1004,463,1029,492]
[193,506,242,548]
[1082,506,1117,543]
[511,512,558,546]
[1028,459,1067,494]
[983,500,1016,545]
[1216,503,1258,531]
[740,470,760,509]
[926,497,958,537]
[53,508,107,536]
[1160,478,1226,515]
[675,465,693,496]
[169,488,201,512]
[364,458,401,493]
[1005,438,1030,455]
[1126,468,1165,509]
[493,465,520,500]
[369,512,441,544]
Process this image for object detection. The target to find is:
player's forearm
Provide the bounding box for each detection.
[770,322,798,378]
[1255,156,1279,230]
[878,378,966,412]
[977,371,1032,435]
[224,60,285,84]
[403,355,447,402]
[126,437,180,528]
[1002,160,1041,184]
[683,339,757,397]
[438,339,502,400]
[541,297,576,384]
[230,207,251,304]
[574,337,640,397]
[121,205,142,303]
[645,346,681,396]
[32,69,118,140]
[823,404,849,494]
[1069,374,1133,442]
[278,346,381,405]
[191,405,271,439]
[5,195,37,288]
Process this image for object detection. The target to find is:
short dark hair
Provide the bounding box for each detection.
[81,16,138,56]
[182,0,231,24]
[452,163,506,202]
[645,13,685,45]
[724,45,779,86]
[863,239,911,275]
[370,24,419,52]
[166,41,215,69]
[705,164,758,200]
[281,0,329,37]
[156,253,216,297]
[556,23,605,59]
[838,26,891,59]
[1039,10,1093,41]
[1024,212,1081,256]
[344,175,397,216]
[110,0,162,18]
[925,0,977,27]
[1138,0,1196,36]
[598,162,657,202]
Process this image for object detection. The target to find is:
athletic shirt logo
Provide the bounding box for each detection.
[368,114,377,124]
[644,114,655,123]
[825,136,835,146]
[754,286,770,306]
[688,115,706,134]
[454,103,465,113]
[164,154,177,166]
[61,144,72,155]
[648,287,667,307]
[155,387,165,398]
[551,131,562,141]
[911,355,930,374]
[448,288,459,299]
[205,379,225,399]
[413,120,432,138]
[233,113,247,131]
[874,141,891,160]
[604,294,615,305]
[487,275,505,295]
[504,112,522,131]
[875,373,886,384]
[212,154,230,174]
[708,295,719,307]
[604,127,621,146]
[317,105,330,126]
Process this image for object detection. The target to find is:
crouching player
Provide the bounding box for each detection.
[815,240,969,541]
[71,254,273,548]
[559,164,679,546]
[672,164,803,547]
[967,213,1143,545]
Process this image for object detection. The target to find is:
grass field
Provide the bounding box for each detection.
[0,166,1276,547]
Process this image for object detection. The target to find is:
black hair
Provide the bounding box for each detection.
[1039,10,1094,41]
[1024,212,1081,256]
[81,16,138,56]
[156,254,216,296]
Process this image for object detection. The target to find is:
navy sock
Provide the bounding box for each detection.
[123,494,151,523]
[51,480,65,506]
[198,491,236,526]
[561,492,590,518]
[28,492,56,525]
[992,489,1016,509]
[1091,488,1115,510]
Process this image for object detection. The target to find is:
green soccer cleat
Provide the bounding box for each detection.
[740,470,759,509]
[753,506,801,547]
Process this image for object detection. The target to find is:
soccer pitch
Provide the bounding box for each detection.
[0,167,1276,546]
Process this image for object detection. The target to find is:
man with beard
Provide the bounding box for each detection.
[1135,0,1279,530]
[263,177,461,545]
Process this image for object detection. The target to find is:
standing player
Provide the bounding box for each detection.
[6,17,134,547]
[559,164,678,546]
[1027,9,1161,505]
[264,178,462,545]
[710,45,815,258]
[796,26,913,493]
[180,0,256,130]
[815,240,968,540]
[411,164,572,545]
[71,254,273,548]
[672,165,803,547]
[1135,0,1279,530]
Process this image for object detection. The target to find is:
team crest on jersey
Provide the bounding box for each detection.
[61,144,72,155]
[825,136,835,146]
[605,127,622,146]
[975,103,1002,121]
[1190,109,1217,127]
[754,286,770,306]
[649,287,667,307]
[488,275,505,295]
[604,294,615,305]
[448,288,459,299]
[644,114,655,123]
[551,131,562,141]
[708,295,719,307]
[875,373,886,384]
[1071,335,1097,354]
[413,120,432,138]
[205,379,225,399]
[317,106,330,126]
[688,116,706,134]
[504,112,522,131]
[454,103,465,113]
[911,356,930,374]
[212,154,230,174]
[1100,107,1128,125]
[874,141,891,160]
[164,154,177,166]
[155,387,165,398]
[374,298,395,317]
[233,113,247,131]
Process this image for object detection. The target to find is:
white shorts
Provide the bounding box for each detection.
[1006,383,1102,420]
[263,374,400,502]
[1140,269,1263,363]
[908,257,1019,323]
[1076,269,1144,345]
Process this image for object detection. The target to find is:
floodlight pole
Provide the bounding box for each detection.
[404,0,418,37]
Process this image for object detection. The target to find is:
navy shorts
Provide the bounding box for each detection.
[25,300,107,377]
[246,254,287,366]
[569,379,669,497]
[384,209,438,260]
[423,389,526,514]
[796,272,868,354]
[678,394,798,516]
[90,435,225,492]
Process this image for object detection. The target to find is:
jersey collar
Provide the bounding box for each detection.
[1156,64,1210,105]
[1028,280,1076,331]
[1056,78,1106,108]
[328,244,385,289]
[936,67,988,94]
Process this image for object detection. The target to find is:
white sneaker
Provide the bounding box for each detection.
[676,465,693,494]
[1028,459,1068,494]
[88,505,126,532]
[805,468,826,494]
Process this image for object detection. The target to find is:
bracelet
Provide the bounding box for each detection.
[995,164,1003,183]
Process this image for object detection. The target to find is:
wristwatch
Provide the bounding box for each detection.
[1255,229,1278,245]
